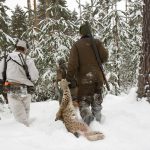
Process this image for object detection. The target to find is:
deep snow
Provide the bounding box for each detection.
[0,88,150,150]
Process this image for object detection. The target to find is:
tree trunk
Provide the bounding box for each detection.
[113,2,120,95]
[34,0,37,27]
[125,0,128,22]
[137,0,150,102]
[76,0,82,20]
[90,0,94,23]
[45,0,49,19]
[27,0,31,21]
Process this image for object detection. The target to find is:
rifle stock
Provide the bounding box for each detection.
[85,21,110,91]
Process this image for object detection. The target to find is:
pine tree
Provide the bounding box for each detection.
[104,0,123,95]
[23,0,76,100]
[15,0,143,100]
[0,0,12,53]
[27,0,31,21]
[124,0,142,89]
[0,0,9,34]
[37,0,71,20]
[91,0,142,95]
[0,0,14,104]
[33,0,38,27]
[11,5,27,38]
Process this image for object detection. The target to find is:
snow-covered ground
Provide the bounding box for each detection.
[0,88,150,150]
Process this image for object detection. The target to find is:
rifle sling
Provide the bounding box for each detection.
[2,54,31,81]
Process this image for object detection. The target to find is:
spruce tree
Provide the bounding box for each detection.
[0,0,11,52]
[37,0,71,20]
[0,0,9,34]
[25,0,76,101]
[89,0,142,95]
[125,0,142,89]
[11,5,27,38]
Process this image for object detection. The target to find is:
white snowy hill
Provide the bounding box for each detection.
[0,88,150,150]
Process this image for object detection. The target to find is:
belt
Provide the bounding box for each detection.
[5,82,26,87]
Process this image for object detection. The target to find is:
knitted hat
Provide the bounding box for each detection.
[79,24,90,36]
[16,40,28,50]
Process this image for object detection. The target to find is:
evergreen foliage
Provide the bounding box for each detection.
[25,0,76,100]
[11,5,27,38]
[0,0,143,101]
[0,0,13,55]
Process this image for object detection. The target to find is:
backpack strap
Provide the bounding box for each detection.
[2,53,32,82]
[1,54,21,82]
[2,55,8,82]
[8,56,22,67]
[18,53,31,81]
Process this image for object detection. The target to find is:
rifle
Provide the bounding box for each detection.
[85,21,110,91]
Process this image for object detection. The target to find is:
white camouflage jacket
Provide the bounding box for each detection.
[0,51,39,86]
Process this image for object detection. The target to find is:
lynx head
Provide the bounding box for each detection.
[59,79,69,90]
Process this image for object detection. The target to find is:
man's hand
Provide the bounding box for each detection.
[68,78,77,89]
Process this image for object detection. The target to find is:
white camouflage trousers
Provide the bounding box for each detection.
[8,93,31,126]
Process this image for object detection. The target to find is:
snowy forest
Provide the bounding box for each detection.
[0,0,149,102]
[1,0,150,149]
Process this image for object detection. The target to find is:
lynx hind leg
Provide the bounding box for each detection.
[85,131,104,141]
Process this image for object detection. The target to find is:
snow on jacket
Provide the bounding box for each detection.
[0,51,39,86]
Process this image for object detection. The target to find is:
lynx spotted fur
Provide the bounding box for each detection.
[55,79,104,141]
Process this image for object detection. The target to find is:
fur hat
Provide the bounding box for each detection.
[16,40,28,50]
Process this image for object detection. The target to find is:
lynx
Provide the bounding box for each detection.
[56,58,79,107]
[55,79,104,141]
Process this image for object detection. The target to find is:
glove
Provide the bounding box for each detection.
[27,86,35,94]
[68,78,77,89]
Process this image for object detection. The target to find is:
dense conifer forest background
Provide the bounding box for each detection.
[0,0,143,101]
